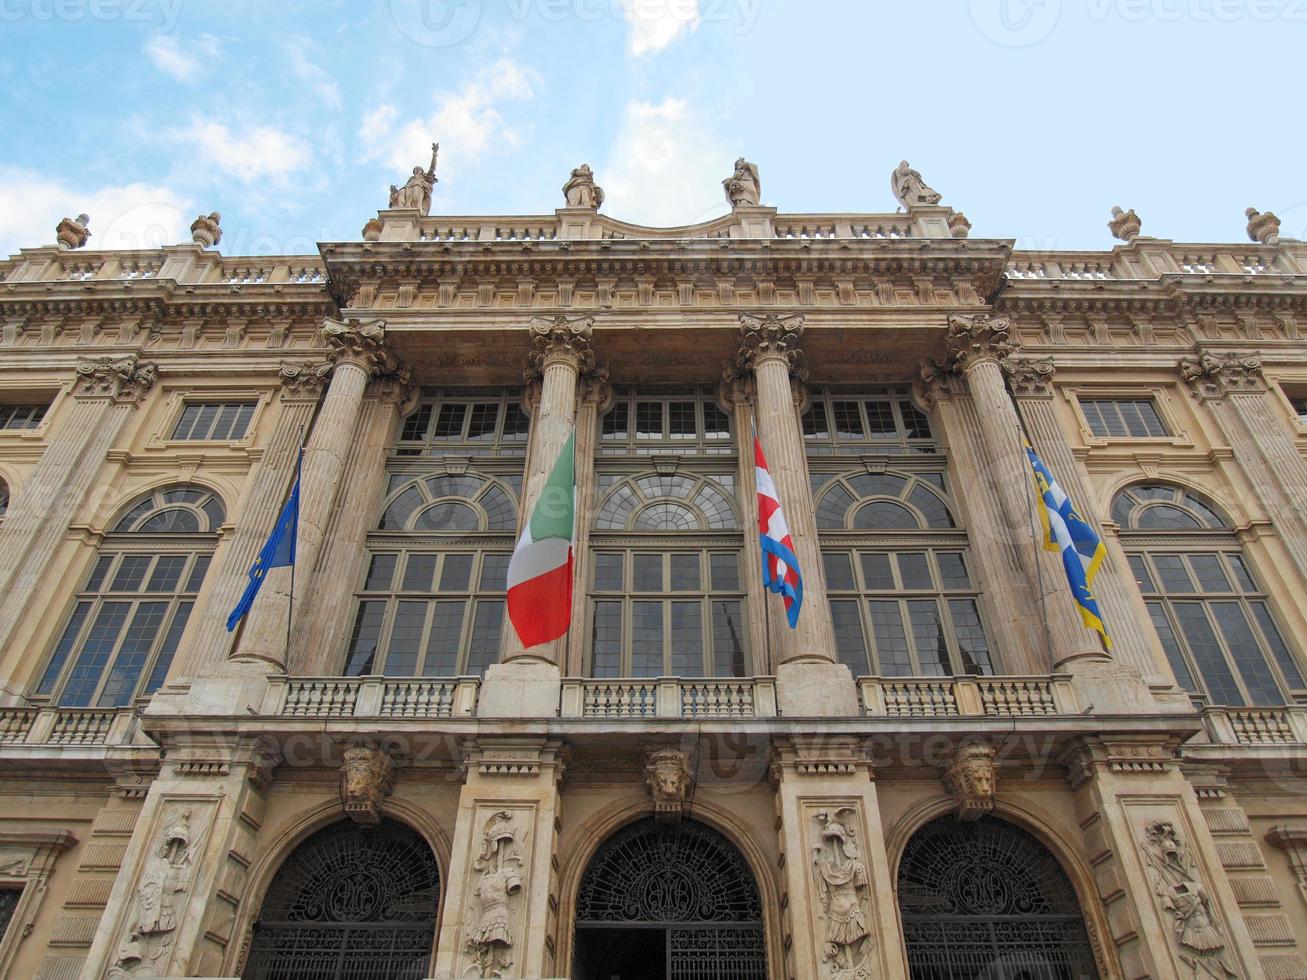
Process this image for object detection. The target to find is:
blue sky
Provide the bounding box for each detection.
[1,0,1303,256]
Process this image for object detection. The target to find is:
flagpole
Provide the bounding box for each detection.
[1011,409,1058,670]
[752,415,774,668]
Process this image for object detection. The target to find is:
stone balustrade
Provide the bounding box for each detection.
[265,676,480,719]
[560,677,777,719]
[0,705,140,746]
[1201,705,1307,746]
[859,675,1081,718]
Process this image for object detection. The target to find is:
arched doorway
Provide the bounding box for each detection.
[897,816,1098,980]
[573,818,767,980]
[243,818,440,980]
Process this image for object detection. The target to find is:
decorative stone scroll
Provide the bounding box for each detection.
[526,313,596,376]
[941,743,997,821]
[644,747,694,823]
[942,312,1016,372]
[1141,819,1237,979]
[321,316,398,376]
[1179,349,1265,398]
[1002,355,1056,397]
[339,744,395,826]
[811,808,874,978]
[72,354,158,405]
[466,810,525,978]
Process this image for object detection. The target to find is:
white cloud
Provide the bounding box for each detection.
[0,168,190,255]
[143,33,220,83]
[360,60,539,175]
[621,0,701,57]
[177,120,312,182]
[601,98,731,226]
[285,35,342,110]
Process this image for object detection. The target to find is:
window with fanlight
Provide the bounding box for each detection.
[36,485,223,706]
[1116,483,1305,705]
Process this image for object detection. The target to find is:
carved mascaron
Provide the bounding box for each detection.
[644,747,694,822]
[941,743,998,821]
[339,745,395,825]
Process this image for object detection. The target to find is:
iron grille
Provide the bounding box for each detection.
[898,817,1098,980]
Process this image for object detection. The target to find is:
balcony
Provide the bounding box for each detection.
[858,675,1081,718]
[263,676,480,719]
[0,706,142,746]
[1199,705,1307,746]
[560,677,777,719]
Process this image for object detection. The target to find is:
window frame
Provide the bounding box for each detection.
[801,386,938,456]
[395,389,532,458]
[1077,397,1171,439]
[1063,385,1188,448]
[168,400,259,442]
[153,387,270,449]
[598,388,735,457]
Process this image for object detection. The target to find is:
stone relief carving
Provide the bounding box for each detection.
[941,743,997,821]
[644,747,694,822]
[1002,355,1056,397]
[339,744,395,825]
[72,354,158,404]
[56,213,90,250]
[736,311,807,376]
[466,810,525,978]
[942,312,1016,371]
[277,359,332,398]
[389,142,439,214]
[1245,207,1281,245]
[109,809,200,978]
[189,212,222,248]
[562,163,604,209]
[891,160,942,209]
[321,316,399,376]
[1109,205,1142,242]
[526,313,597,375]
[811,807,874,979]
[723,157,761,209]
[1141,819,1237,978]
[1178,349,1264,397]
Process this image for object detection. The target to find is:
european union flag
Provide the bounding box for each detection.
[226,462,300,632]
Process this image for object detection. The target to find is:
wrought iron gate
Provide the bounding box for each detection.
[897,816,1099,980]
[242,818,439,980]
[574,819,768,979]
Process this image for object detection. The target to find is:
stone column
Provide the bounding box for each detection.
[721,365,770,671]
[563,365,610,677]
[292,372,415,675]
[431,738,566,980]
[1007,356,1183,690]
[481,315,593,718]
[0,355,156,678]
[771,737,907,979]
[1180,349,1307,586]
[735,313,856,716]
[170,362,327,680]
[229,318,398,673]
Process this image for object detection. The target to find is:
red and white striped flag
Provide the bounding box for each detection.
[754,435,803,628]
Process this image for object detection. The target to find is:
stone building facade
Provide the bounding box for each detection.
[1,160,1306,979]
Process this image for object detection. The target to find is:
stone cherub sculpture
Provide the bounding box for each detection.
[723,157,761,208]
[467,810,524,978]
[562,163,604,209]
[891,160,943,209]
[812,808,874,976]
[389,142,439,215]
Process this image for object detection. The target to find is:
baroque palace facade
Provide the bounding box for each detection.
[1,158,1306,980]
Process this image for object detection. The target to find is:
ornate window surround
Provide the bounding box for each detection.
[0,829,76,978]
[1059,383,1192,450]
[147,384,273,451]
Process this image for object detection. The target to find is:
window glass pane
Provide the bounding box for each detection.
[479,554,510,592]
[85,555,114,592]
[1153,555,1195,593]
[1189,554,1231,593]
[1251,602,1305,689]
[465,404,498,442]
[145,555,187,592]
[464,601,504,677]
[145,601,192,693]
[898,553,933,590]
[936,553,970,589]
[635,402,662,440]
[670,602,703,675]
[38,601,92,695]
[364,554,396,591]
[184,554,211,592]
[422,601,466,676]
[110,555,151,592]
[602,403,629,439]
[1172,603,1244,705]
[803,402,831,440]
[864,400,896,437]
[138,508,201,533]
[711,600,746,677]
[703,402,731,440]
[0,403,49,429]
[832,401,864,440]
[831,600,868,674]
[633,555,663,592]
[594,554,624,591]
[908,486,954,528]
[385,600,428,677]
[591,602,623,678]
[344,601,386,675]
[1137,505,1202,530]
[853,500,918,530]
[439,554,473,592]
[899,401,932,440]
[709,553,739,592]
[1226,554,1258,592]
[907,600,951,676]
[97,601,168,706]
[816,484,855,529]
[669,554,700,591]
[59,602,130,706]
[1146,601,1197,692]
[1211,602,1284,705]
[416,501,481,532]
[948,599,992,675]
[667,402,696,439]
[823,553,855,591]
[381,487,423,530]
[859,553,895,591]
[867,600,911,676]
[400,404,432,442]
[402,554,437,592]
[432,403,467,439]
[1127,554,1155,593]
[502,404,530,442]
[631,601,664,677]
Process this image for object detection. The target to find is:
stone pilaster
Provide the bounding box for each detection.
[0,355,156,683]
[229,318,398,674]
[431,738,565,980]
[770,736,907,979]
[721,362,770,672]
[1180,349,1307,587]
[563,364,610,677]
[171,362,327,679]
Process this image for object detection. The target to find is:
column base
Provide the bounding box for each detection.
[477,659,561,718]
[776,660,859,717]
[145,666,271,717]
[1059,655,1168,714]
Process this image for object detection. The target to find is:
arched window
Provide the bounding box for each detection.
[898,816,1099,978]
[815,470,993,676]
[36,485,224,706]
[1116,483,1304,705]
[344,470,521,677]
[243,818,439,980]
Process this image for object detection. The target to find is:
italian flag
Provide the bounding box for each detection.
[506,429,576,648]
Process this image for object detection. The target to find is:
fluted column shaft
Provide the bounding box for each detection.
[564,373,607,676]
[725,384,770,671]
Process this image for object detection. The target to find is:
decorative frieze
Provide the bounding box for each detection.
[71,354,157,405]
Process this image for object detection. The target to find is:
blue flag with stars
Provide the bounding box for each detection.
[226,452,301,632]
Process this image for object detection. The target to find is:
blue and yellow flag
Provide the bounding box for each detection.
[1025,443,1112,650]
[226,452,301,632]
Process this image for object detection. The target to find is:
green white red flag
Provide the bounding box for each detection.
[506,429,576,648]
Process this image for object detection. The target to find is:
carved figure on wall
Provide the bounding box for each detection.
[467,810,524,978]
[1141,819,1237,978]
[562,163,605,209]
[723,157,761,208]
[644,746,693,822]
[340,744,395,825]
[812,808,874,978]
[389,142,439,214]
[109,809,198,977]
[891,160,942,209]
[942,743,997,821]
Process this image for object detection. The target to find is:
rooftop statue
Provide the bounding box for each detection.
[562,163,605,209]
[891,160,943,209]
[389,142,439,215]
[722,157,761,209]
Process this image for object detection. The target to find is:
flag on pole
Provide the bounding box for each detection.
[507,429,576,648]
[754,434,803,629]
[1025,442,1112,649]
[227,449,301,632]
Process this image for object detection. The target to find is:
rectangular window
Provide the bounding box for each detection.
[0,403,49,430]
[802,388,936,454]
[396,392,531,456]
[1291,395,1307,425]
[599,390,735,456]
[1080,398,1169,438]
[171,401,256,441]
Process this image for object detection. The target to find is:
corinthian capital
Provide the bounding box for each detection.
[527,314,596,375]
[321,317,398,376]
[736,312,805,374]
[72,354,157,405]
[1002,355,1056,397]
[1179,348,1265,398]
[944,313,1016,371]
[278,360,332,401]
